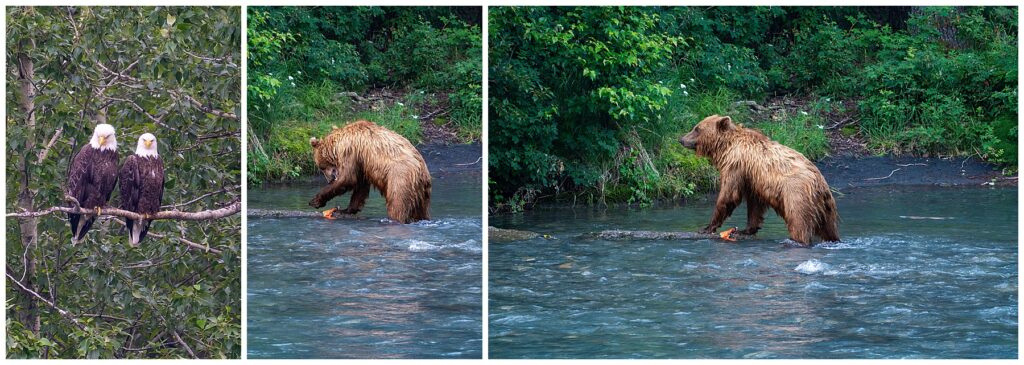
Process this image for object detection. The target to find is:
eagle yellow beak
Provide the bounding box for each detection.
[98,136,106,146]
[144,140,153,148]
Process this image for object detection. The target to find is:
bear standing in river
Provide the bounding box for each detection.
[308,120,431,223]
[679,114,839,246]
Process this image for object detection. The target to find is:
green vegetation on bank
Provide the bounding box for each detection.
[489,6,1017,211]
[248,7,482,184]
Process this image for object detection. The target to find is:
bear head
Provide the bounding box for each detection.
[309,136,339,183]
[679,114,735,158]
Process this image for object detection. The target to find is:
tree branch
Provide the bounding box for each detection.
[7,200,241,221]
[36,126,64,164]
[168,89,238,120]
[6,270,87,331]
[171,330,198,359]
[161,185,239,209]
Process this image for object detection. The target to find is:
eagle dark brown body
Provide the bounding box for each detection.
[67,146,119,243]
[119,154,165,246]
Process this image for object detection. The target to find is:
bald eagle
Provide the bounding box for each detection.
[119,133,165,246]
[67,123,119,244]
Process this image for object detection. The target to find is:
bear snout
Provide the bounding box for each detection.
[679,133,698,149]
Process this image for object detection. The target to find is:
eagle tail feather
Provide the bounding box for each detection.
[129,219,145,247]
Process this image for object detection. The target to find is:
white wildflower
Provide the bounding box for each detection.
[689,78,695,83]
[800,111,808,115]
[297,71,301,75]
[396,102,405,106]
[288,76,293,80]
[817,125,824,129]
[683,91,689,96]
[412,115,419,119]
[290,82,295,87]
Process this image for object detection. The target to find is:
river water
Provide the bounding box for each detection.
[489,186,1017,358]
[248,171,482,359]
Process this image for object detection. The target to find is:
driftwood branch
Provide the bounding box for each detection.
[247,208,360,220]
[580,230,756,241]
[864,168,901,181]
[7,200,240,221]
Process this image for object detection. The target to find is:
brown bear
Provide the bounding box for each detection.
[679,114,839,246]
[308,120,431,223]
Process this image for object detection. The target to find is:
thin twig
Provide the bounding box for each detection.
[161,185,239,209]
[896,163,927,167]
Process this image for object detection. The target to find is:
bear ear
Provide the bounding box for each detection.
[309,137,320,148]
[717,116,734,132]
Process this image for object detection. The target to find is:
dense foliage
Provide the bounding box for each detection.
[6,7,241,358]
[490,6,1017,210]
[247,6,482,184]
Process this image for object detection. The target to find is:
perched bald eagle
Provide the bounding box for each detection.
[67,123,119,244]
[119,133,165,246]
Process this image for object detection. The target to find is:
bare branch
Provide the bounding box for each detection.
[161,185,239,209]
[168,89,238,120]
[36,126,64,164]
[171,330,198,359]
[864,168,901,181]
[101,96,180,132]
[182,49,238,69]
[5,270,87,331]
[7,200,241,221]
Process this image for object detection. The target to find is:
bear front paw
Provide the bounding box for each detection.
[340,208,361,215]
[698,226,717,234]
[309,198,325,209]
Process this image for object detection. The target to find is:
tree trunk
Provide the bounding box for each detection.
[15,37,41,335]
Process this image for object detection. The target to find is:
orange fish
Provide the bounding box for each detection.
[322,207,338,220]
[720,227,737,242]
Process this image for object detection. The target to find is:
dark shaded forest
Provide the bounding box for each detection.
[489,6,1017,211]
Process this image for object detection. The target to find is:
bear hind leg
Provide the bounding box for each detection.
[783,204,814,247]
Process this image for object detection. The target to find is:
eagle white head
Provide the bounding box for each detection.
[89,123,117,151]
[135,133,159,158]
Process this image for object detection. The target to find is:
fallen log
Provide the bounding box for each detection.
[247,208,362,220]
[580,229,756,241]
[489,226,541,243]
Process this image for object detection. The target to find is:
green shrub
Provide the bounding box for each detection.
[247,7,482,184]
[756,113,830,160]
